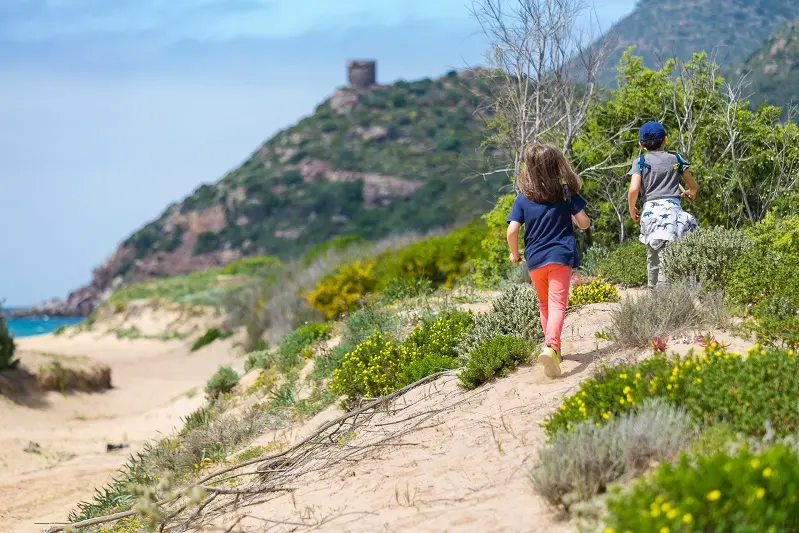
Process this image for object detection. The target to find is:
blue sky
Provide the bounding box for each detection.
[0,0,637,306]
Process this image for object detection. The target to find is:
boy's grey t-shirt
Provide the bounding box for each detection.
[627,151,689,202]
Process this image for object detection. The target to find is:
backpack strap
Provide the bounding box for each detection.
[637,154,650,175]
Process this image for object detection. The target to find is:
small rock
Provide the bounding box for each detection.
[106,443,129,452]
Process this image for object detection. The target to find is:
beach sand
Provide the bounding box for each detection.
[0,310,243,533]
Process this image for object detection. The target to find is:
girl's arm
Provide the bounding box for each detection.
[507,221,522,264]
[572,210,590,230]
[682,169,698,200]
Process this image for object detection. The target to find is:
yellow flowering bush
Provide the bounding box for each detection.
[604,444,799,532]
[568,279,620,307]
[544,344,799,439]
[306,261,378,319]
[330,312,473,402]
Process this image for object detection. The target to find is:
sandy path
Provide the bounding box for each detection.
[0,331,242,533]
[194,304,620,533]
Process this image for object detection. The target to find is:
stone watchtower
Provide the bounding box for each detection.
[347,60,377,89]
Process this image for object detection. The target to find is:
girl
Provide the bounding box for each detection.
[507,143,590,378]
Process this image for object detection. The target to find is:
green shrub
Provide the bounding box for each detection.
[544,344,799,440]
[205,366,240,399]
[275,322,332,373]
[457,284,544,360]
[374,220,487,289]
[682,346,799,437]
[180,405,215,434]
[532,398,695,509]
[604,444,799,533]
[744,296,799,351]
[0,310,18,371]
[378,277,434,304]
[398,354,460,386]
[472,194,519,288]
[610,281,703,347]
[459,335,532,389]
[661,226,753,290]
[726,214,799,309]
[568,279,620,307]
[543,356,676,436]
[579,244,612,276]
[243,350,274,373]
[191,328,233,352]
[597,240,648,287]
[331,312,473,402]
[400,311,474,363]
[330,331,402,400]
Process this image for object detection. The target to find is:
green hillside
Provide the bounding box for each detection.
[113,70,503,282]
[733,18,799,113]
[597,0,799,84]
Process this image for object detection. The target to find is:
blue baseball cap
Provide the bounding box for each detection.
[639,121,666,141]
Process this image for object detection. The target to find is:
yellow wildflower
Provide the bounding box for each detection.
[682,513,693,524]
[763,467,773,478]
[706,490,721,501]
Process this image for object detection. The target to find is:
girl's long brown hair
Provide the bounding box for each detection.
[517,143,582,204]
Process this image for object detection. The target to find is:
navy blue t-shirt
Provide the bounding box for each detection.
[507,193,587,271]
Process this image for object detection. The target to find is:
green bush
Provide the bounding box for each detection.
[459,335,532,389]
[544,345,799,440]
[457,284,544,360]
[378,277,434,304]
[275,322,332,373]
[682,346,799,437]
[330,331,402,400]
[243,350,274,373]
[661,226,753,289]
[604,444,799,533]
[597,240,648,287]
[744,296,799,351]
[568,279,620,307]
[191,328,233,352]
[0,310,18,371]
[374,220,487,289]
[532,398,694,509]
[205,366,240,399]
[579,244,612,276]
[726,214,799,309]
[331,312,473,402]
[472,194,519,288]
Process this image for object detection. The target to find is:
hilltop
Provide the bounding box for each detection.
[597,0,799,84]
[27,68,503,317]
[733,17,799,113]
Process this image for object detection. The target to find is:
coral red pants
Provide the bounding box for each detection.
[529,264,572,353]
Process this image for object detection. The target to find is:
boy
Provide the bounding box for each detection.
[627,121,699,289]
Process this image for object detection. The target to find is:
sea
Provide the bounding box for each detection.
[5,312,84,338]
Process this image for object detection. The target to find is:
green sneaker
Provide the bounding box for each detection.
[539,346,562,378]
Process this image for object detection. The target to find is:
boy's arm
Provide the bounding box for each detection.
[628,173,642,222]
[507,221,522,264]
[681,169,698,200]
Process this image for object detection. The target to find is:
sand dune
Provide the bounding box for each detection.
[0,321,244,533]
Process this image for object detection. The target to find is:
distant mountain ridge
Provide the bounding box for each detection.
[732,17,799,113]
[596,0,799,84]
